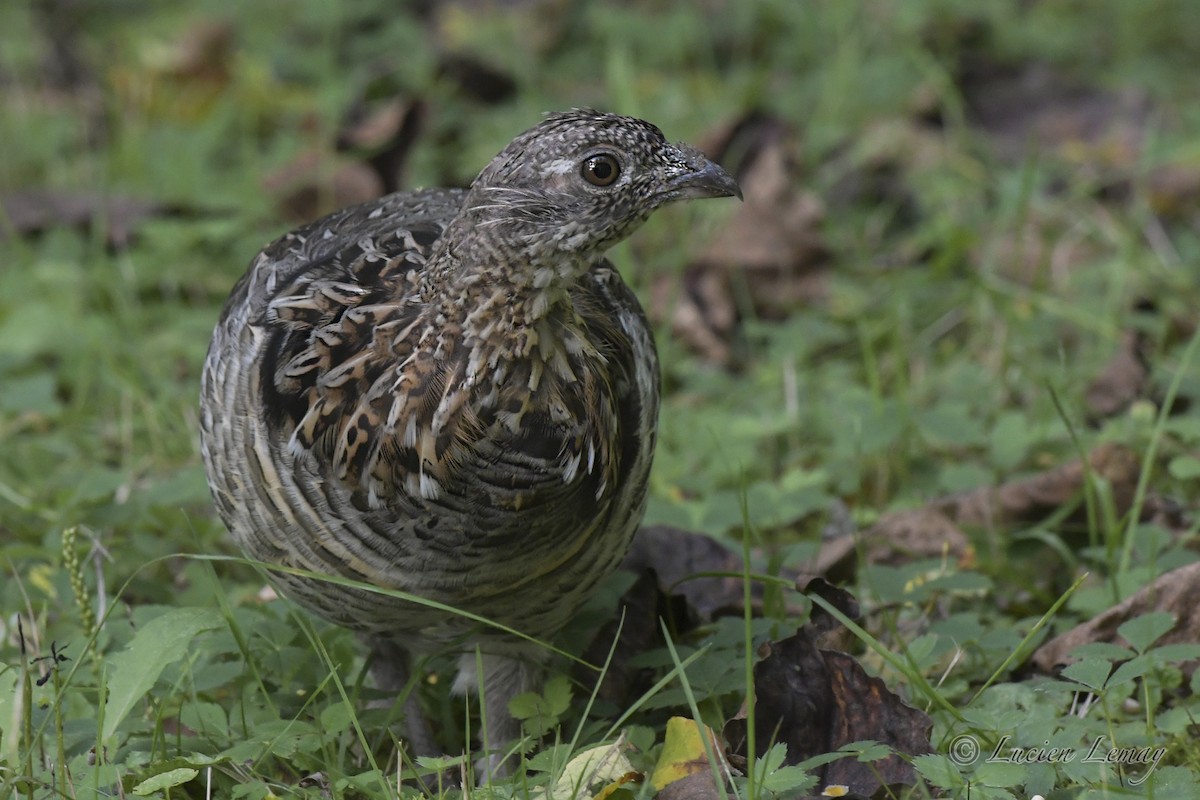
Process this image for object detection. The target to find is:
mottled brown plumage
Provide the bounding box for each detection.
[200,109,739,770]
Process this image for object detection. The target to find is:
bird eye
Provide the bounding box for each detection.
[581,154,620,187]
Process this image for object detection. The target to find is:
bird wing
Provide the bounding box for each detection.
[223,189,654,535]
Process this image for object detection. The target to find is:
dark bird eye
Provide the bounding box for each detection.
[581,154,620,187]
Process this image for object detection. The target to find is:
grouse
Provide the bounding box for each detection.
[199,109,740,770]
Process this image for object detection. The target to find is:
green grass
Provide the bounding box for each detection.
[3,0,1200,797]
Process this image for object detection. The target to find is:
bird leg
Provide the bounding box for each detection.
[453,649,538,780]
[364,635,438,760]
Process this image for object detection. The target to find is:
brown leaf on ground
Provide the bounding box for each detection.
[821,118,945,264]
[651,718,726,798]
[656,771,723,800]
[110,19,235,123]
[703,113,829,316]
[810,443,1149,579]
[806,578,862,636]
[263,150,384,223]
[1146,161,1200,223]
[622,525,746,621]
[809,508,973,582]
[150,19,235,84]
[973,202,1107,285]
[433,0,566,61]
[1032,562,1200,676]
[959,57,1151,168]
[337,96,425,194]
[0,189,168,247]
[1085,329,1149,422]
[648,266,738,364]
[575,568,690,711]
[436,53,517,104]
[935,442,1142,530]
[724,631,932,798]
[704,141,828,313]
[625,525,809,622]
[650,112,828,365]
[582,526,812,711]
[29,0,94,90]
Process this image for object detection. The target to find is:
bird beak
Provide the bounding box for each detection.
[662,145,743,202]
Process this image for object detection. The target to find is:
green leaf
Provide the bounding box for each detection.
[989,411,1032,471]
[103,607,224,741]
[1151,767,1200,795]
[795,750,852,772]
[1168,455,1200,480]
[179,701,227,735]
[1068,642,1135,661]
[336,770,389,793]
[917,404,986,448]
[319,701,354,734]
[842,740,890,761]
[133,767,198,795]
[1108,654,1153,688]
[759,762,814,794]
[1118,612,1176,653]
[1149,643,1200,663]
[974,760,1027,788]
[1060,657,1111,691]
[912,754,963,790]
[543,673,572,716]
[414,754,469,772]
[128,754,228,797]
[0,373,61,414]
[1165,417,1200,442]
[510,673,572,737]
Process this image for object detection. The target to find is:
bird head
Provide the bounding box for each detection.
[462,109,741,264]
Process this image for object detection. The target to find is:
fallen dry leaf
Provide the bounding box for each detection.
[623,525,772,622]
[0,189,168,247]
[263,150,384,223]
[649,266,738,364]
[935,442,1142,531]
[702,138,828,311]
[581,525,810,710]
[650,111,828,365]
[1146,161,1200,223]
[809,443,1151,580]
[973,201,1108,286]
[958,55,1151,168]
[1085,329,1150,422]
[809,507,974,581]
[110,18,236,123]
[793,579,864,659]
[656,770,724,800]
[702,113,829,312]
[436,53,518,105]
[537,737,639,800]
[576,568,689,711]
[1033,562,1200,676]
[337,96,425,194]
[724,630,932,798]
[651,717,723,792]
[148,19,234,84]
